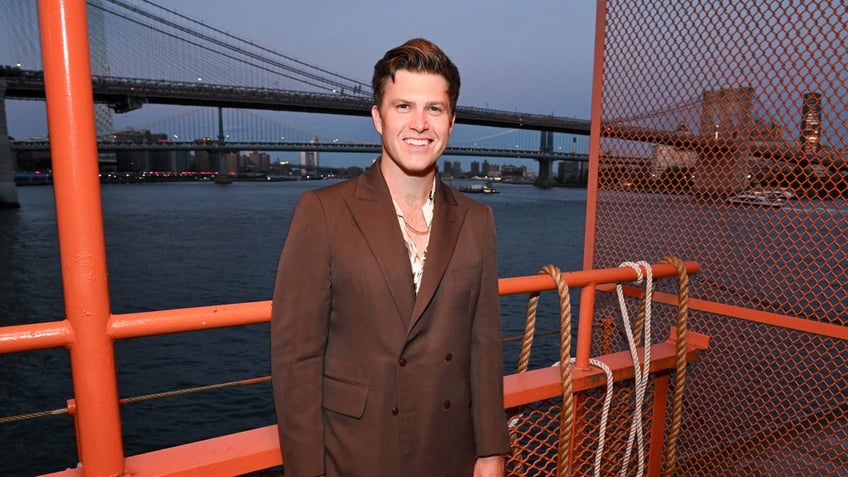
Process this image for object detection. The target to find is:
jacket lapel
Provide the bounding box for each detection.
[344,164,417,326]
[409,179,466,330]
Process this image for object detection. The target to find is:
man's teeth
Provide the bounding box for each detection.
[405,138,429,146]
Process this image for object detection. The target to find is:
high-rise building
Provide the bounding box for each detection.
[470,161,480,177]
[243,151,271,172]
[300,137,320,176]
[442,160,453,177]
[451,160,462,176]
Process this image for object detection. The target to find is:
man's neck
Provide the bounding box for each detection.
[380,158,436,208]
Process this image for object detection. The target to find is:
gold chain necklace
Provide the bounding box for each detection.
[402,217,430,235]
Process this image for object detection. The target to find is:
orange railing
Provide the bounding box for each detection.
[2,264,706,477]
[5,1,845,476]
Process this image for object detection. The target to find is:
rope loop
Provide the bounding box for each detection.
[616,260,653,477]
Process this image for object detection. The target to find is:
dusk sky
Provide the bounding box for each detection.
[145,0,598,115]
[2,0,599,168]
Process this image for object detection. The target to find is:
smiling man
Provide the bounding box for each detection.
[271,38,510,477]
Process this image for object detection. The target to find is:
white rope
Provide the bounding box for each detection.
[616,261,654,477]
[551,357,614,477]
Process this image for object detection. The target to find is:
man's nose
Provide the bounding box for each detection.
[409,110,429,131]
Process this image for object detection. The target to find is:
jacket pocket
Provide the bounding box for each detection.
[323,375,369,418]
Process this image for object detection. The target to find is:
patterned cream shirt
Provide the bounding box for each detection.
[392,179,435,294]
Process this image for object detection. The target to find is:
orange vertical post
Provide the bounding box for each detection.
[574,284,597,370]
[581,0,608,271]
[37,0,124,475]
[647,371,671,476]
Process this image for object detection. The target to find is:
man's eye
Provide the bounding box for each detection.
[396,103,410,110]
[429,106,445,114]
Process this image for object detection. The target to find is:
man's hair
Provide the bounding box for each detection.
[371,38,461,115]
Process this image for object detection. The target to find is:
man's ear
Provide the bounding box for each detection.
[371,105,383,135]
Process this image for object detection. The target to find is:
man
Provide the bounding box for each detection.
[271,38,510,477]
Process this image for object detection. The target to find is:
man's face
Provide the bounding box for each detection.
[371,70,455,175]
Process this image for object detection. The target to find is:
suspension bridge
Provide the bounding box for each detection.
[0,0,594,205]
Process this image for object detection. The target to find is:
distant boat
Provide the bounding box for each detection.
[459,181,499,194]
[727,188,791,207]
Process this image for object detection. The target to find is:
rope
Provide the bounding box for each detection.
[551,357,614,477]
[616,261,653,477]
[509,259,690,477]
[542,264,575,477]
[507,274,548,476]
[517,286,541,373]
[513,264,624,477]
[119,375,271,405]
[0,407,69,424]
[659,256,690,477]
[542,263,615,477]
[587,358,614,477]
[508,264,577,476]
[0,376,272,424]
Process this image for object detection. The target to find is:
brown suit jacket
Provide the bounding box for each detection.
[271,162,510,477]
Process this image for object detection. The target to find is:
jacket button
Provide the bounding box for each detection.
[398,358,407,367]
[391,407,399,415]
[444,352,453,361]
[443,400,451,409]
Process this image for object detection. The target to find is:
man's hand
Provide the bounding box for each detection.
[473,455,505,477]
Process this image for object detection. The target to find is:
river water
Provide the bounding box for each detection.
[0,179,587,476]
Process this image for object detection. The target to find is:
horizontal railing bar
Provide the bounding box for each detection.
[680,294,848,340]
[603,285,848,341]
[497,261,700,296]
[108,300,272,339]
[503,328,711,408]
[0,321,74,354]
[1,263,697,353]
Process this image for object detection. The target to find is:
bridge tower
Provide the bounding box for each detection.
[0,0,36,208]
[694,86,754,197]
[534,130,556,188]
[0,80,19,208]
[89,0,118,170]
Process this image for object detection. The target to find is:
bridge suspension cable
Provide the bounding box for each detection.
[135,0,371,95]
[92,0,369,94]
